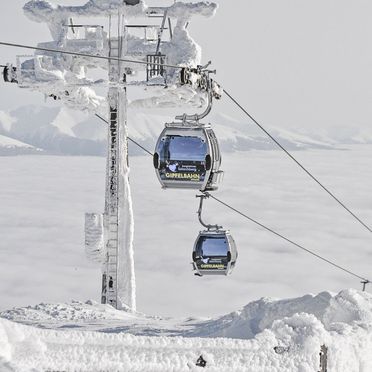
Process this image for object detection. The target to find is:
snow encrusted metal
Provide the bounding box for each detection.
[85,212,105,263]
[18,0,218,113]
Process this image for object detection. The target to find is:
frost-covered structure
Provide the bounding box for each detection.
[1,289,372,371]
[11,0,218,312]
[15,0,217,113]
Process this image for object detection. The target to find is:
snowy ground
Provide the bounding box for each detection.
[1,289,372,371]
[1,146,372,370]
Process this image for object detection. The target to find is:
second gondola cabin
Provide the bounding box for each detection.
[192,229,238,276]
[153,122,223,191]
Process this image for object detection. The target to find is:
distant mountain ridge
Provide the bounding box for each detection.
[0,106,106,156]
[0,134,43,156]
[0,104,365,156]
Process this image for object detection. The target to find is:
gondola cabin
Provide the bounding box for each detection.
[153,122,223,191]
[192,230,237,276]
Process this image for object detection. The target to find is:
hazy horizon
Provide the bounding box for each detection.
[1,0,372,130]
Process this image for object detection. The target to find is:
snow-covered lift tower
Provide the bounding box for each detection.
[3,0,218,311]
[103,12,135,310]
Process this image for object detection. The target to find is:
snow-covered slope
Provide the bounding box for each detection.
[4,104,372,156]
[1,289,372,371]
[0,106,106,156]
[0,105,344,156]
[0,106,101,155]
[0,107,46,155]
[0,134,42,156]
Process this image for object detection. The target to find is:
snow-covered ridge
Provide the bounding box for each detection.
[1,104,361,156]
[2,289,371,337]
[1,289,372,371]
[0,134,43,156]
[3,104,372,157]
[0,106,104,156]
[0,135,36,149]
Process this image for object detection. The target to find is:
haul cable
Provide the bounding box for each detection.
[204,191,370,284]
[223,88,372,235]
[1,40,370,287]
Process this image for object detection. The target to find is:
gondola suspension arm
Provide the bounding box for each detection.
[176,63,219,123]
[175,81,213,123]
[196,194,222,231]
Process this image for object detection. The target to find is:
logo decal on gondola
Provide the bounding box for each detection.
[200,264,225,269]
[165,172,201,181]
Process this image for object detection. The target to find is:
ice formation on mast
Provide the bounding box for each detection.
[16,0,217,112]
[6,0,218,310]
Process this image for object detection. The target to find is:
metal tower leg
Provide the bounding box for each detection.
[101,33,136,311]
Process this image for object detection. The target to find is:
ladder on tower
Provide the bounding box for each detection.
[102,36,121,308]
[146,9,168,84]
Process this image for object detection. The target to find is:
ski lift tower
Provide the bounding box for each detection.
[103,6,135,311]
[3,0,218,311]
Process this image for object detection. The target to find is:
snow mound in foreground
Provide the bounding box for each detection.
[1,289,372,371]
[2,289,372,338]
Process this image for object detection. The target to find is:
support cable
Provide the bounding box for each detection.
[204,192,370,283]
[223,88,372,235]
[90,123,371,286]
[95,114,153,156]
[1,39,370,287]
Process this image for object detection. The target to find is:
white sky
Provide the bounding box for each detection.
[1,0,372,130]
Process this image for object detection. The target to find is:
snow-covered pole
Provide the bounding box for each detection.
[101,16,136,311]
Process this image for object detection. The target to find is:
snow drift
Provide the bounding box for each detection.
[1,289,372,371]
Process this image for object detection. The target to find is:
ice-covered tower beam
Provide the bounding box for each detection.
[9,0,218,311]
[103,24,135,310]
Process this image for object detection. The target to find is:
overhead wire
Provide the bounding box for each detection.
[223,88,372,235]
[203,192,370,284]
[94,116,372,285]
[0,39,370,287]
[2,40,371,235]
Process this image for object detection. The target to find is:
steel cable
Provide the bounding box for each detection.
[91,123,371,285]
[1,39,370,286]
[205,192,370,284]
[223,88,372,235]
